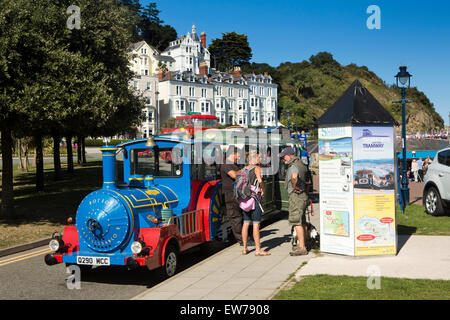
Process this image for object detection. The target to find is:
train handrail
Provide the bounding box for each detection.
[168,209,204,238]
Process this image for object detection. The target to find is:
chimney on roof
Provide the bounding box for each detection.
[158,70,164,81]
[199,62,208,76]
[200,32,206,48]
[233,66,242,78]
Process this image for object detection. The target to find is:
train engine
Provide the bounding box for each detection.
[44,137,225,278]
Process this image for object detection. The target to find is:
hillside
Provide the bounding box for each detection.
[242,52,444,133]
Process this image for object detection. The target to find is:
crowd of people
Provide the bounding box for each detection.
[410,156,432,182]
[220,145,311,257]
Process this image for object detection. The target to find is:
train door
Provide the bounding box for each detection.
[260,144,275,214]
[274,144,289,212]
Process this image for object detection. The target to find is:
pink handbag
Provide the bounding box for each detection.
[239,185,260,212]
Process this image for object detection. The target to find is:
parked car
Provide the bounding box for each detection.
[423,148,450,216]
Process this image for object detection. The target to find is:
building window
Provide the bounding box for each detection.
[202,88,207,98]
[189,101,195,112]
[189,87,194,97]
[133,81,138,89]
[146,97,151,105]
[176,85,182,95]
[146,82,151,90]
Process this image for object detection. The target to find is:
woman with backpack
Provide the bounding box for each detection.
[241,150,270,256]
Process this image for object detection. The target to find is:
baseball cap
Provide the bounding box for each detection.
[279,147,295,158]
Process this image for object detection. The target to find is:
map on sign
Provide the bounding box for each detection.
[356,215,395,246]
[323,210,349,237]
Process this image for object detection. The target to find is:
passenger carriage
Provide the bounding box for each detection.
[44,128,309,278]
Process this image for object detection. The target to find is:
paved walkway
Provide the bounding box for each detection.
[296,235,450,281]
[134,207,320,300]
[133,177,450,300]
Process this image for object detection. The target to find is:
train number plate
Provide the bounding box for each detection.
[77,256,110,266]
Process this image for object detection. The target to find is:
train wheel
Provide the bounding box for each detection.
[161,244,178,278]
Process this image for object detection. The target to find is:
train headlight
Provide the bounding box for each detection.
[131,241,143,254]
[49,239,60,252]
[49,232,65,252]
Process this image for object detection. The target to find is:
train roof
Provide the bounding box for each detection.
[115,129,302,148]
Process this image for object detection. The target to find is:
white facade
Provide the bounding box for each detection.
[161,25,211,74]
[128,26,279,132]
[130,75,159,137]
[158,72,215,127]
[245,73,278,127]
[211,72,249,126]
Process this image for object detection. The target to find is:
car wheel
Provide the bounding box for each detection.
[424,187,445,216]
[160,244,178,278]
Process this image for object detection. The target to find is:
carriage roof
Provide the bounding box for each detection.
[116,129,302,149]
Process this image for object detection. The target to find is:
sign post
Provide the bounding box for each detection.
[317,80,398,256]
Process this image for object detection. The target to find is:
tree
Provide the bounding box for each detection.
[118,1,177,51]
[118,0,144,42]
[139,2,177,51]
[208,32,252,72]
[0,0,45,216]
[1,0,145,207]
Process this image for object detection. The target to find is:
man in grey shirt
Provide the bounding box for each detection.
[280,147,309,256]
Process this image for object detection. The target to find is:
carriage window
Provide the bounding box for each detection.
[131,148,183,178]
[191,144,220,180]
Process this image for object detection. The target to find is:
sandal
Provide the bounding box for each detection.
[242,249,250,255]
[254,251,271,256]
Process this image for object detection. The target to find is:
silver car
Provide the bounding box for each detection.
[423,148,450,216]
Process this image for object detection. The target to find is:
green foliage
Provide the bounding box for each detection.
[275,275,450,300]
[118,1,177,51]
[208,32,252,72]
[274,52,444,133]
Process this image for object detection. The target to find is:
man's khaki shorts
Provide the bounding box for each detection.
[288,192,308,226]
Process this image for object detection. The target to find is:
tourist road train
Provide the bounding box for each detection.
[44,120,310,278]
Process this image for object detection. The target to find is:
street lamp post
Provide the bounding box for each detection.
[393,66,413,208]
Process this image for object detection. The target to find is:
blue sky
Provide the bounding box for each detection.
[141,0,450,125]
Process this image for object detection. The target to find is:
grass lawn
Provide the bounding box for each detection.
[0,161,102,249]
[397,204,450,235]
[274,274,450,300]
